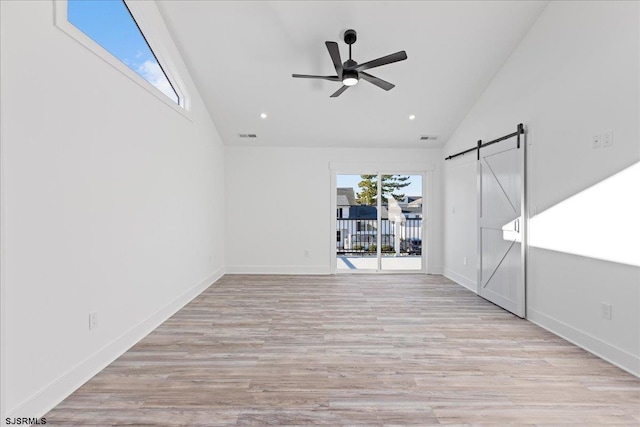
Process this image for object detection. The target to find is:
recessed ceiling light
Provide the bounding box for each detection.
[409,115,416,120]
[260,113,267,119]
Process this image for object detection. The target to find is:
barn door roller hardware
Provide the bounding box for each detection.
[445,123,525,161]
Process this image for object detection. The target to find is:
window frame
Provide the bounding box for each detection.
[54,0,191,119]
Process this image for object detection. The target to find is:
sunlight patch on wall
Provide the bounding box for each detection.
[529,162,640,267]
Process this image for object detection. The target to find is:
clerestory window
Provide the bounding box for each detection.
[66,0,180,105]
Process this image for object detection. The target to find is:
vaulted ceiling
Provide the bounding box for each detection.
[157,1,547,148]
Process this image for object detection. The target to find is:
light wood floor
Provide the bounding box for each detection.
[46,274,640,426]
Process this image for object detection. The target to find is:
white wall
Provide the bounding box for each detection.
[225,147,443,274]
[0,0,225,417]
[443,159,477,290]
[443,1,640,375]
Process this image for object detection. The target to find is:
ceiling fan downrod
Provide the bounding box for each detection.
[345,29,356,62]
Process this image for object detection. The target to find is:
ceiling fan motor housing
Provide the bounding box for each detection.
[344,59,357,69]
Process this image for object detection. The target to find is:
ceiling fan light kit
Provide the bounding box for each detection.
[342,69,359,86]
[292,29,407,97]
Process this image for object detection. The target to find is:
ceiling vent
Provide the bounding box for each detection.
[420,135,438,141]
[239,133,257,138]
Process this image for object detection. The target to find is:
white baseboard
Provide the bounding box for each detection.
[528,308,640,378]
[427,265,444,275]
[7,267,225,419]
[443,268,477,292]
[225,265,330,275]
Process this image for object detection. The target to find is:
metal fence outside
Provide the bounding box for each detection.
[336,218,422,256]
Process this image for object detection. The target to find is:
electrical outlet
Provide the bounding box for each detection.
[463,257,467,266]
[304,249,310,257]
[592,134,601,149]
[602,130,613,147]
[601,303,612,320]
[89,312,98,330]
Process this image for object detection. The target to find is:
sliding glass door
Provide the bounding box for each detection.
[380,174,423,271]
[336,174,379,272]
[335,173,423,273]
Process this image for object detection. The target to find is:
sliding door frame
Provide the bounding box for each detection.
[329,162,434,274]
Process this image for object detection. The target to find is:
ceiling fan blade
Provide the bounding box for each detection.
[360,72,395,91]
[330,85,349,98]
[325,41,343,78]
[292,74,341,81]
[354,51,407,72]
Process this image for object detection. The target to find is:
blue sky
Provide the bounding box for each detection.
[337,175,423,201]
[67,0,178,103]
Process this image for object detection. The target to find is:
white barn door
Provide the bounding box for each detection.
[477,136,526,317]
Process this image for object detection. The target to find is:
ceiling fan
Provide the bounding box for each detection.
[292,29,407,98]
